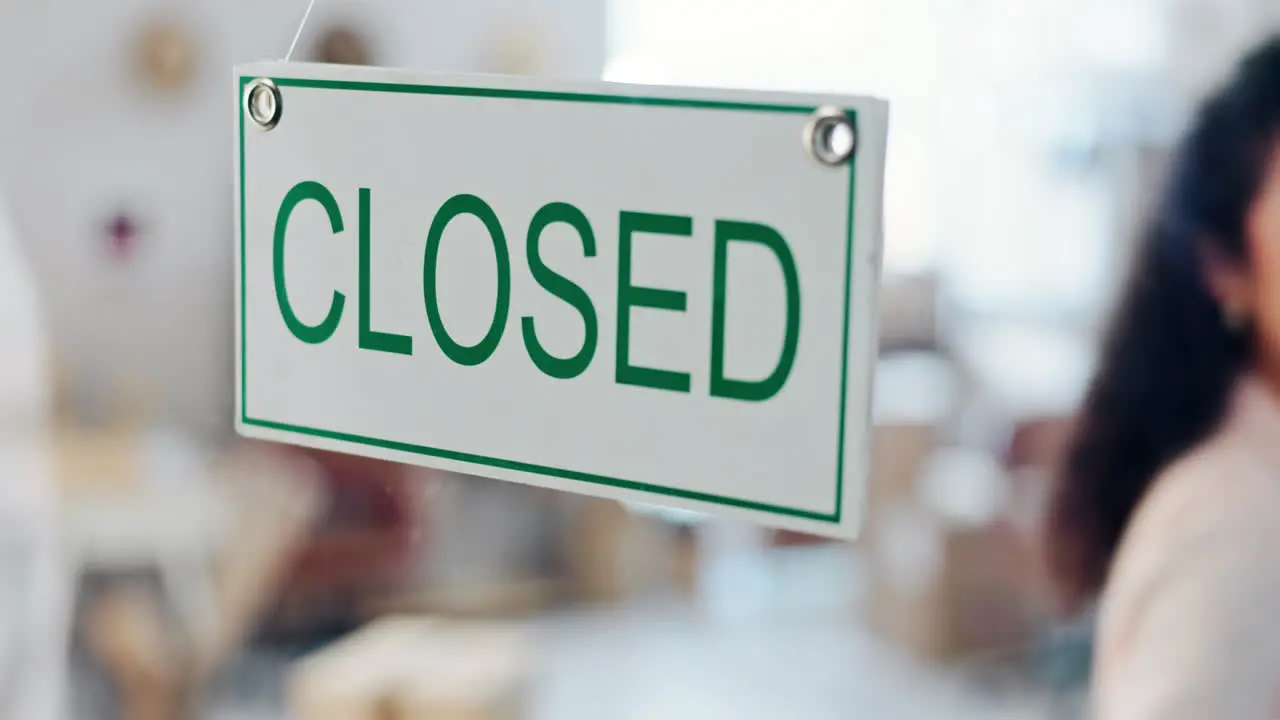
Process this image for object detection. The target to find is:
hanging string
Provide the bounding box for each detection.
[284,0,319,62]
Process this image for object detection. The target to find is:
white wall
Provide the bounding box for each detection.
[0,0,604,436]
[0,200,51,427]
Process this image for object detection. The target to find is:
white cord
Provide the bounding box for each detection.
[284,0,319,62]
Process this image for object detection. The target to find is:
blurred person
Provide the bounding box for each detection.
[1048,35,1280,718]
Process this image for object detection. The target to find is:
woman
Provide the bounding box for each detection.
[1049,35,1280,718]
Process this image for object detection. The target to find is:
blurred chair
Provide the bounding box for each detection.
[265,449,425,637]
[66,437,324,719]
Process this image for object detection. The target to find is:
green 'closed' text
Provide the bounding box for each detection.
[271,181,802,402]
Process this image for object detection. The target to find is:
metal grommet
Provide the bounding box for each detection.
[244,78,282,131]
[804,106,856,167]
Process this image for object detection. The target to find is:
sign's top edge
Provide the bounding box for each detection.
[233,61,890,117]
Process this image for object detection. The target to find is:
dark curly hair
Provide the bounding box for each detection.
[1048,35,1280,608]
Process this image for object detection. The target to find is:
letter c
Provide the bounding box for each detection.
[273,181,346,344]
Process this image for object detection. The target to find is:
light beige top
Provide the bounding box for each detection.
[1095,374,1280,719]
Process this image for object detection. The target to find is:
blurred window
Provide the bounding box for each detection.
[606,0,1171,323]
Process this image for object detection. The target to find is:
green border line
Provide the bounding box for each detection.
[238,75,857,524]
[239,81,248,425]
[272,77,817,114]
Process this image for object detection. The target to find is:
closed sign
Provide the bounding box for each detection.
[235,63,888,537]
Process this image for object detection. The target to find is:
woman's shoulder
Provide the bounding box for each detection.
[1147,434,1280,535]
[1101,430,1280,634]
[1136,375,1280,541]
[1120,433,1280,573]
[1094,433,1280,718]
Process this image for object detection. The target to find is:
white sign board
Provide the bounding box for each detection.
[235,62,888,538]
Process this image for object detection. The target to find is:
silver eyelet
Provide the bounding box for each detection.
[804,106,857,167]
[244,78,282,131]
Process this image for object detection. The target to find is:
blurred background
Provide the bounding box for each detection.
[0,0,1277,718]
